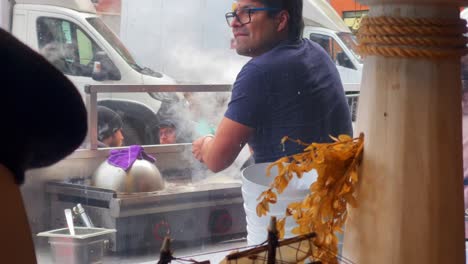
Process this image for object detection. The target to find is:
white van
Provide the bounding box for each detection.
[303,0,362,87]
[5,0,179,144]
[307,26,362,86]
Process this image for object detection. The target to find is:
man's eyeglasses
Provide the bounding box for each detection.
[225,7,280,27]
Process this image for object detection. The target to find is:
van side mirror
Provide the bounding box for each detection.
[92,51,121,81]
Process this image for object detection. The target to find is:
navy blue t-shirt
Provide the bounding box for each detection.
[225,39,353,163]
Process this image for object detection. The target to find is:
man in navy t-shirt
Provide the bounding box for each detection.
[192,0,352,171]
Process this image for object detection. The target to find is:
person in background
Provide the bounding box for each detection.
[192,0,352,172]
[98,106,124,147]
[158,120,178,144]
[183,92,217,136]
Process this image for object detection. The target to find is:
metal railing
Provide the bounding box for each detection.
[84,84,360,149]
[84,84,232,150]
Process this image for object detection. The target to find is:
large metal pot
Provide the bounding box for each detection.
[92,159,164,193]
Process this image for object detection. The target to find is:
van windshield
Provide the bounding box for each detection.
[86,17,142,70]
[337,32,362,64]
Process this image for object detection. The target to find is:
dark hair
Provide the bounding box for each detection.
[158,120,176,129]
[258,0,304,40]
[97,106,123,141]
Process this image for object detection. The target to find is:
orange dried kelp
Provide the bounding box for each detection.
[256,133,364,264]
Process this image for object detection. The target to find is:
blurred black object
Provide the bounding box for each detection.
[0,28,87,184]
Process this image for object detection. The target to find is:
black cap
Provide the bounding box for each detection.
[158,119,176,129]
[98,106,123,141]
[0,28,87,184]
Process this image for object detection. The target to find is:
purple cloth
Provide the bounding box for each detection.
[107,145,156,171]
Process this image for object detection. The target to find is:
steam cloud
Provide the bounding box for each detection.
[116,0,254,179]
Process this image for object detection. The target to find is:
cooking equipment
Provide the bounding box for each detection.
[92,159,164,193]
[37,227,116,264]
[65,209,75,236]
[45,177,246,253]
[73,203,94,228]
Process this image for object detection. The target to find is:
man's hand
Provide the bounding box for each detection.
[192,135,213,162]
[191,117,253,172]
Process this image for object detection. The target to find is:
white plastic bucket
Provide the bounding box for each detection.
[241,162,317,245]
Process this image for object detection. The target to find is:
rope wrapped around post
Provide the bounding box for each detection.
[357,16,468,59]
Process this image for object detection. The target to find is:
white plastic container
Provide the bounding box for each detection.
[241,162,317,245]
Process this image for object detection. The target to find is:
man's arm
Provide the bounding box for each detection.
[193,117,254,172]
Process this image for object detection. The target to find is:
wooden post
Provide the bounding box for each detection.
[343,1,467,263]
